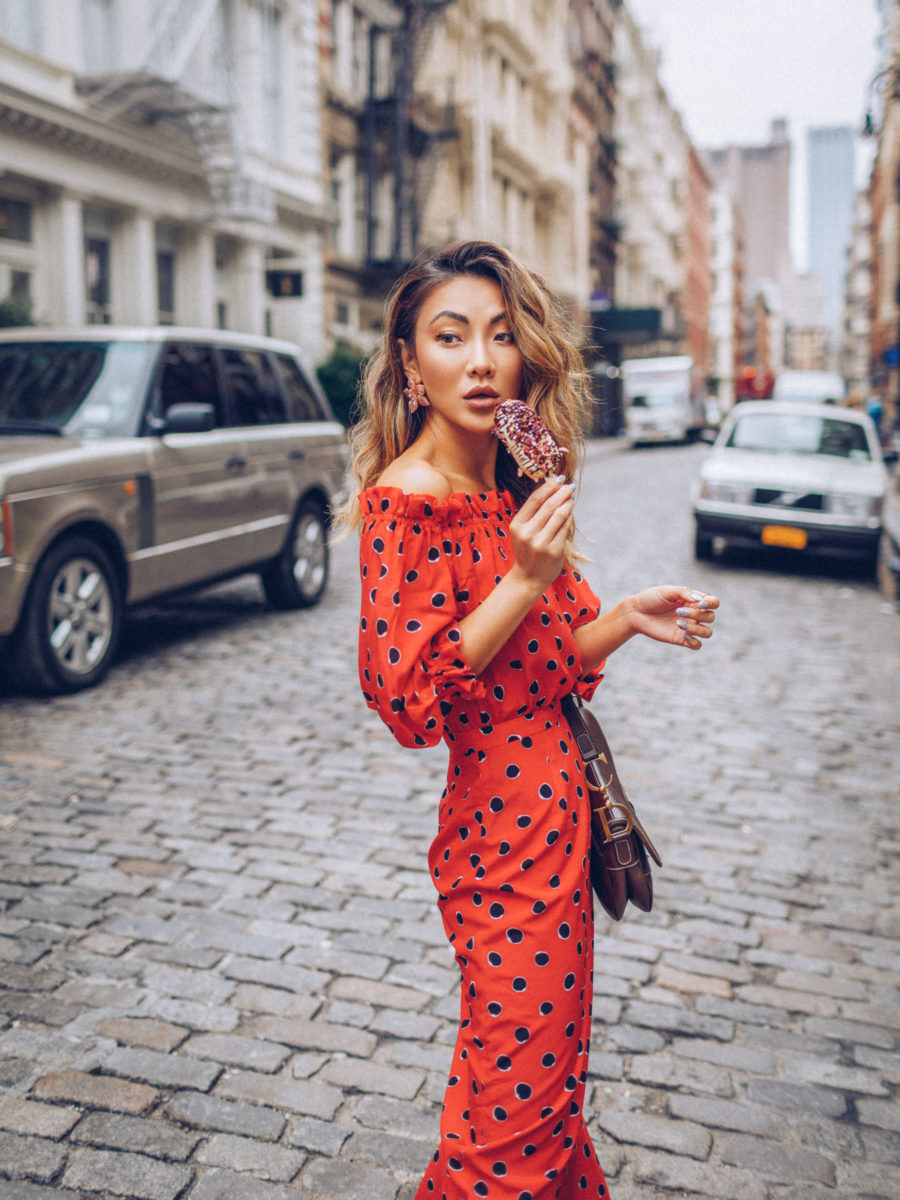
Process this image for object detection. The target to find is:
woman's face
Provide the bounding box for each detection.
[400,274,524,437]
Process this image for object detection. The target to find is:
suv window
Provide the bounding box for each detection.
[0,341,153,437]
[221,347,286,425]
[276,354,323,422]
[158,343,223,426]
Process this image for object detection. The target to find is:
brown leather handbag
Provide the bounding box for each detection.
[561,693,662,921]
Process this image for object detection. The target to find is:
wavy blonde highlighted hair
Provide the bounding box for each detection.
[335,239,592,534]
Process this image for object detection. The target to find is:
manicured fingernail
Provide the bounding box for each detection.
[676,619,689,630]
[696,599,710,609]
[688,590,704,600]
[556,474,567,484]
[676,607,690,617]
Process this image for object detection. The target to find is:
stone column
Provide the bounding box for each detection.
[231,240,266,335]
[472,43,492,238]
[176,228,216,328]
[115,210,156,326]
[36,192,84,326]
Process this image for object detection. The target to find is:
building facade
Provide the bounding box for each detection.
[316,0,589,354]
[841,189,873,400]
[868,0,900,431]
[782,271,829,372]
[709,186,743,411]
[604,2,688,360]
[705,119,793,382]
[568,0,617,304]
[413,0,584,307]
[807,125,857,348]
[684,144,712,381]
[0,0,716,423]
[0,0,329,363]
[705,119,792,299]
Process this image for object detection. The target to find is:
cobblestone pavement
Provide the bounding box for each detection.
[1,440,898,1200]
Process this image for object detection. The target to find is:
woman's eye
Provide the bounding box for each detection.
[436,332,460,344]
[496,331,516,343]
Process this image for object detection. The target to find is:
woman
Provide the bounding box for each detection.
[343,240,718,1200]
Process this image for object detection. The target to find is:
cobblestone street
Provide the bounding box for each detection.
[1,440,898,1200]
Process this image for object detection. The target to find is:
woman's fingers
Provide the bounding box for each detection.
[513,480,574,540]
[515,475,568,522]
[508,478,575,589]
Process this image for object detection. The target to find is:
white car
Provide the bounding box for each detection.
[693,402,887,575]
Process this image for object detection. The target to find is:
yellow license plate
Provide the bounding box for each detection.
[761,525,808,549]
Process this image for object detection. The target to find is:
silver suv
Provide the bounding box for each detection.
[0,328,349,694]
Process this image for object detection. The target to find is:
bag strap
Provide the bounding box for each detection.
[560,692,663,868]
[560,692,599,765]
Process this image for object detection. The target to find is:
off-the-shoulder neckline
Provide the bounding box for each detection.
[363,484,508,500]
[360,485,514,514]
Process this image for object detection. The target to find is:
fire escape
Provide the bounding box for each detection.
[75,0,275,224]
[363,0,457,278]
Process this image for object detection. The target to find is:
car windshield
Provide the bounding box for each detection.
[726,412,872,462]
[0,341,155,437]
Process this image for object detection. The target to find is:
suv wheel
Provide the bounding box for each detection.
[13,537,122,694]
[261,499,329,609]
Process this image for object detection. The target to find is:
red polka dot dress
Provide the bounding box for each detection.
[358,487,611,1200]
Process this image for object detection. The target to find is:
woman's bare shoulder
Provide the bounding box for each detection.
[376,458,453,500]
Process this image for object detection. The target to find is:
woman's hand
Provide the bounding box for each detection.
[455,477,574,676]
[507,477,576,592]
[628,586,719,650]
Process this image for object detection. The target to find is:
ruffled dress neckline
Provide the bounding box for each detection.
[360,485,514,520]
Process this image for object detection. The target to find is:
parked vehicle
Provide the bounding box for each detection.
[772,370,845,405]
[692,401,887,576]
[0,328,349,694]
[622,355,706,444]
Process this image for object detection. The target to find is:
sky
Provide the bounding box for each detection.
[625,0,882,270]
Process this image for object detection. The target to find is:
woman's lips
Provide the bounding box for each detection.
[463,388,500,413]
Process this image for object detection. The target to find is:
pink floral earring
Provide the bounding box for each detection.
[404,377,428,413]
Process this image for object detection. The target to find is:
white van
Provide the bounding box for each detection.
[772,370,844,405]
[622,355,705,444]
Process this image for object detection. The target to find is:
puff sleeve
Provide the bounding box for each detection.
[358,491,488,748]
[557,566,605,702]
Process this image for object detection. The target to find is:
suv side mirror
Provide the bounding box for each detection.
[153,403,216,435]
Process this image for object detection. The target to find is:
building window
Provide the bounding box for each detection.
[217,300,228,330]
[156,224,177,325]
[10,269,30,301]
[0,0,42,54]
[84,208,113,324]
[0,198,32,243]
[81,0,116,73]
[156,252,175,324]
[352,7,370,100]
[260,4,283,158]
[330,148,358,259]
[85,238,111,324]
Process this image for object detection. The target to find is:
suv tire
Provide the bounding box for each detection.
[261,498,329,609]
[13,536,122,694]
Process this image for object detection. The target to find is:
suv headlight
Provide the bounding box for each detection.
[824,493,882,520]
[700,481,754,504]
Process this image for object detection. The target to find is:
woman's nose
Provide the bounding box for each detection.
[468,339,494,374]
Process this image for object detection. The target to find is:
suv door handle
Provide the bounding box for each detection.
[226,455,247,470]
